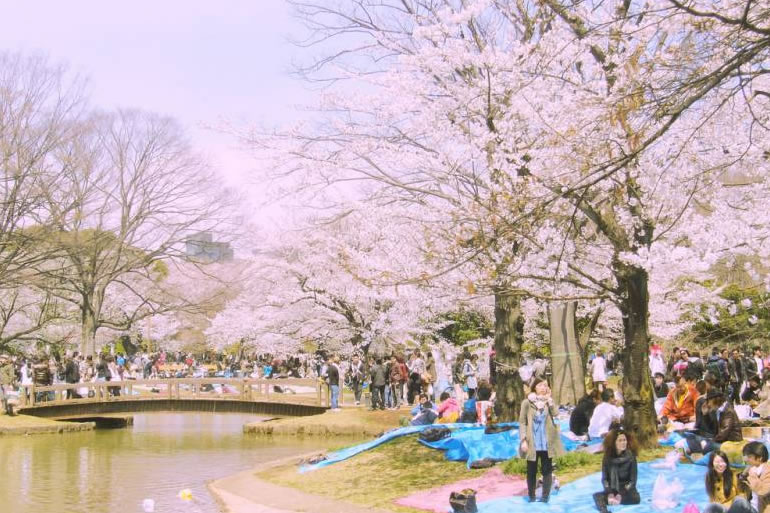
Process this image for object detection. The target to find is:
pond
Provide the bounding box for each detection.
[0,413,344,513]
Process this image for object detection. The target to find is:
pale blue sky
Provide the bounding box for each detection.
[0,0,309,185]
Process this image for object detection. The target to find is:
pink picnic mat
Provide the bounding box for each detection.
[393,467,527,513]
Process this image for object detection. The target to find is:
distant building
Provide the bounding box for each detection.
[185,232,233,262]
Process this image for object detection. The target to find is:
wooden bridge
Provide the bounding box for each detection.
[16,378,336,419]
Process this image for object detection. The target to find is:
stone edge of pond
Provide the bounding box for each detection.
[243,420,388,437]
[207,451,400,513]
[0,418,95,436]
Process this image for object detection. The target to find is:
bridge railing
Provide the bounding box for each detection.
[18,377,334,408]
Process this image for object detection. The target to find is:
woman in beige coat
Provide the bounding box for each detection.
[519,378,564,502]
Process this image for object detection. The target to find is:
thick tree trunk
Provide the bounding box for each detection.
[493,289,525,422]
[616,265,658,447]
[80,307,97,356]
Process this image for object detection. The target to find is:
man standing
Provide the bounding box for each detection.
[0,355,16,415]
[65,352,81,399]
[750,346,765,380]
[591,351,608,392]
[369,357,386,411]
[327,356,341,411]
[348,354,365,405]
[729,348,744,404]
[388,355,403,409]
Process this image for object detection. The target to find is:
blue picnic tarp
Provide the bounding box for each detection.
[299,423,474,472]
[476,460,709,513]
[421,418,603,468]
[302,417,604,472]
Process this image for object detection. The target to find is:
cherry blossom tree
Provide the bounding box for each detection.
[207,208,464,357]
[245,0,770,440]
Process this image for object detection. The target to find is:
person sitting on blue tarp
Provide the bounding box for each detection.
[683,389,742,456]
[411,393,438,426]
[459,388,478,423]
[570,389,601,437]
[592,424,640,513]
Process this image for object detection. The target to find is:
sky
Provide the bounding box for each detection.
[0,0,311,192]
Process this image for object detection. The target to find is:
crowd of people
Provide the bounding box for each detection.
[7,342,770,513]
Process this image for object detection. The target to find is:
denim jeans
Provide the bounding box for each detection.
[704,497,757,513]
[330,385,340,409]
[384,383,393,407]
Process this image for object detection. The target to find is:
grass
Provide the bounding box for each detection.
[0,414,66,428]
[503,446,671,485]
[246,407,407,437]
[258,435,488,513]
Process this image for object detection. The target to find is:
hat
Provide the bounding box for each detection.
[706,389,725,401]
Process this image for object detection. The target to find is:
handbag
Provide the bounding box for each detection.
[449,488,478,513]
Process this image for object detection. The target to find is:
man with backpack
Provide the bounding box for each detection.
[705,348,729,387]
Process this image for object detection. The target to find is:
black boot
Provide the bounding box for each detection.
[593,492,609,513]
[539,474,552,502]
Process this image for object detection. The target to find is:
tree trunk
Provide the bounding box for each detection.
[80,307,97,356]
[616,265,658,447]
[493,289,525,422]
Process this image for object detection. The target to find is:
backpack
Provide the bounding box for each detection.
[706,359,726,382]
[419,426,451,443]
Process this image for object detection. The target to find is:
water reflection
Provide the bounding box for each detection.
[0,413,342,513]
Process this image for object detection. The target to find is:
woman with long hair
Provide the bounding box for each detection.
[519,378,564,503]
[593,425,640,513]
[703,450,748,513]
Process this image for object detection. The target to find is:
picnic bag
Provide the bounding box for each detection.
[449,488,478,513]
[419,426,451,443]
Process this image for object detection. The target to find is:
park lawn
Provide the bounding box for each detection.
[257,435,488,513]
[0,414,64,428]
[246,406,406,437]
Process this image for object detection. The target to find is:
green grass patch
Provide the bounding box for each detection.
[503,447,671,485]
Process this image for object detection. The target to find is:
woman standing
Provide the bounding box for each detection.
[592,426,640,513]
[463,354,479,399]
[519,379,564,503]
[703,450,746,512]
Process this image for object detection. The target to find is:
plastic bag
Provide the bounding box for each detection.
[682,501,700,513]
[652,473,684,510]
[651,450,680,470]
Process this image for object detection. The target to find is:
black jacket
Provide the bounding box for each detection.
[653,382,670,399]
[695,396,718,437]
[327,364,340,386]
[601,452,637,494]
[569,396,596,436]
[713,404,743,443]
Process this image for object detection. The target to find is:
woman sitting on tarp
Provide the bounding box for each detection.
[592,424,640,513]
[519,378,564,503]
[703,450,749,512]
[437,391,460,423]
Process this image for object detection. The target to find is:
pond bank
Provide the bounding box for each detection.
[0,413,95,436]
